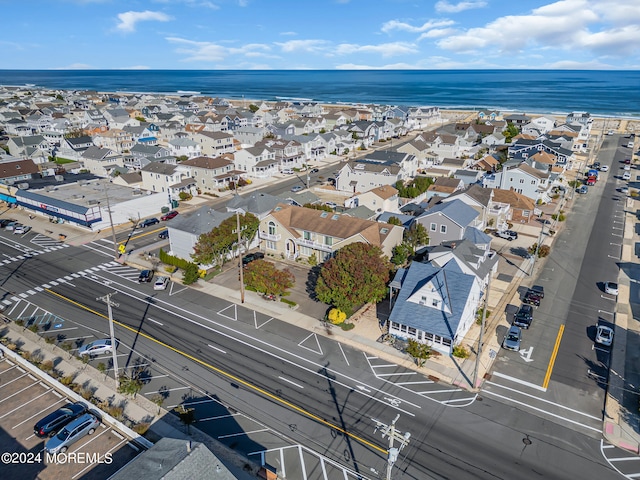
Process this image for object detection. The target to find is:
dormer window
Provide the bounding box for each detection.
[432,299,439,307]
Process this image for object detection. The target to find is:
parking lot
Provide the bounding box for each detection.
[0,356,140,479]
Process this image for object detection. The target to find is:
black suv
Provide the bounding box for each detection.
[0,218,18,228]
[140,218,160,228]
[34,402,87,438]
[513,304,534,329]
[530,285,544,298]
[523,290,542,307]
[242,252,265,266]
[138,270,154,283]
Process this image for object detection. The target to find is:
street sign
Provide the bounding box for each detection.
[118,244,126,254]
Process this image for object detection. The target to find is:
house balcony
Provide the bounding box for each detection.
[259,231,281,241]
[295,238,334,253]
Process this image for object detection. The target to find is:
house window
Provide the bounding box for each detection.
[432,298,439,307]
[430,222,437,232]
[440,225,447,234]
[324,236,333,246]
[268,221,276,235]
[266,241,276,250]
[303,231,312,240]
[531,180,535,185]
[519,179,524,184]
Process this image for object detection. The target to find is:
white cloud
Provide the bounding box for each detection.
[116,10,171,33]
[55,63,93,70]
[417,28,457,40]
[274,39,329,53]
[335,42,419,58]
[435,1,487,13]
[166,37,273,62]
[381,19,455,34]
[279,31,297,36]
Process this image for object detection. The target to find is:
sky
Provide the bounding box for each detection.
[2,0,639,70]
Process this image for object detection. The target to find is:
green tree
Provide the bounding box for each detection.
[403,223,429,254]
[387,216,402,226]
[391,243,411,266]
[315,243,392,316]
[406,339,432,367]
[248,103,259,113]
[243,260,294,296]
[182,263,200,285]
[174,405,196,434]
[191,213,259,266]
[176,155,188,162]
[504,123,519,143]
[118,374,143,398]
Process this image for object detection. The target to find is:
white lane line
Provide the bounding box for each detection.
[278,376,304,389]
[485,381,600,420]
[146,374,169,380]
[337,342,350,366]
[608,457,640,462]
[34,287,44,292]
[491,371,547,392]
[2,389,52,420]
[12,398,66,427]
[207,344,226,354]
[143,386,192,395]
[148,318,163,326]
[396,380,435,386]
[218,428,270,439]
[482,389,599,432]
[376,372,417,377]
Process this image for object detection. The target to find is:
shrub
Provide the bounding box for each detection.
[27,324,39,334]
[40,360,54,373]
[15,319,25,327]
[132,423,150,435]
[80,387,94,401]
[44,336,55,344]
[60,341,73,353]
[182,263,200,285]
[340,323,355,331]
[538,245,551,258]
[280,298,296,307]
[327,308,347,325]
[60,375,75,386]
[97,363,107,375]
[105,405,124,421]
[6,343,17,351]
[165,265,178,273]
[452,345,470,359]
[475,308,491,325]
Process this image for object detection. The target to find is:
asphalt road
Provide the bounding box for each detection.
[0,231,623,479]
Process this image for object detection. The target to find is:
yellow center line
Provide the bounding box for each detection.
[45,289,387,454]
[542,324,564,389]
[118,227,165,246]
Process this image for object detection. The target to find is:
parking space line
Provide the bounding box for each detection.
[376,372,417,378]
[72,437,127,480]
[279,376,304,389]
[337,343,349,366]
[146,374,169,380]
[0,372,29,389]
[144,386,191,395]
[0,382,39,402]
[218,428,270,440]
[11,398,66,427]
[395,380,434,386]
[0,365,18,375]
[207,344,226,354]
[3,389,52,420]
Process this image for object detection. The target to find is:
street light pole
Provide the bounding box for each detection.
[372,414,411,480]
[473,273,492,388]
[102,181,119,261]
[97,293,120,390]
[234,211,246,304]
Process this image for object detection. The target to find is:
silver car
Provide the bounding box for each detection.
[502,325,522,352]
[78,338,118,357]
[45,413,100,454]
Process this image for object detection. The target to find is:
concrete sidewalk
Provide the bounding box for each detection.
[602,197,640,453]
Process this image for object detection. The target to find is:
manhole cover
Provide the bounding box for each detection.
[522,437,532,445]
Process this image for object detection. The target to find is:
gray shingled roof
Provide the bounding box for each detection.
[168,206,234,236]
[418,199,479,228]
[225,192,282,216]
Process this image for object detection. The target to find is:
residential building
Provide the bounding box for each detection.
[193,131,235,157]
[179,156,242,193]
[258,203,404,262]
[234,146,278,178]
[482,163,551,202]
[388,260,482,355]
[0,158,40,185]
[335,151,417,193]
[415,199,482,246]
[346,185,400,214]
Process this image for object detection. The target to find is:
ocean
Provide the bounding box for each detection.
[0,70,638,118]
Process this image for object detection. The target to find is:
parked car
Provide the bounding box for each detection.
[496,230,518,241]
[325,201,338,209]
[310,168,319,174]
[623,164,631,171]
[34,402,88,438]
[599,165,609,172]
[624,158,631,164]
[281,169,294,175]
[158,230,169,239]
[577,185,588,194]
[153,276,169,291]
[595,325,614,347]
[138,269,154,283]
[513,304,534,329]
[0,218,17,228]
[78,338,118,357]
[530,285,545,298]
[140,217,160,228]
[291,185,304,193]
[623,171,631,181]
[13,224,31,235]
[593,162,601,169]
[242,252,265,266]
[5,221,19,231]
[45,413,100,454]
[161,210,179,221]
[502,325,522,352]
[620,186,630,194]
[604,281,619,296]
[523,290,542,307]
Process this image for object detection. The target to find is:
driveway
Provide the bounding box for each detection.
[211,257,330,320]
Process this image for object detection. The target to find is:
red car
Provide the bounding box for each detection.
[624,158,631,164]
[161,210,179,221]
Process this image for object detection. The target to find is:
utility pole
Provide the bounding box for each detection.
[97,293,120,390]
[233,211,246,304]
[102,181,119,261]
[473,274,492,388]
[372,414,411,480]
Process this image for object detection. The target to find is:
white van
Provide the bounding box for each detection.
[623,171,631,181]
